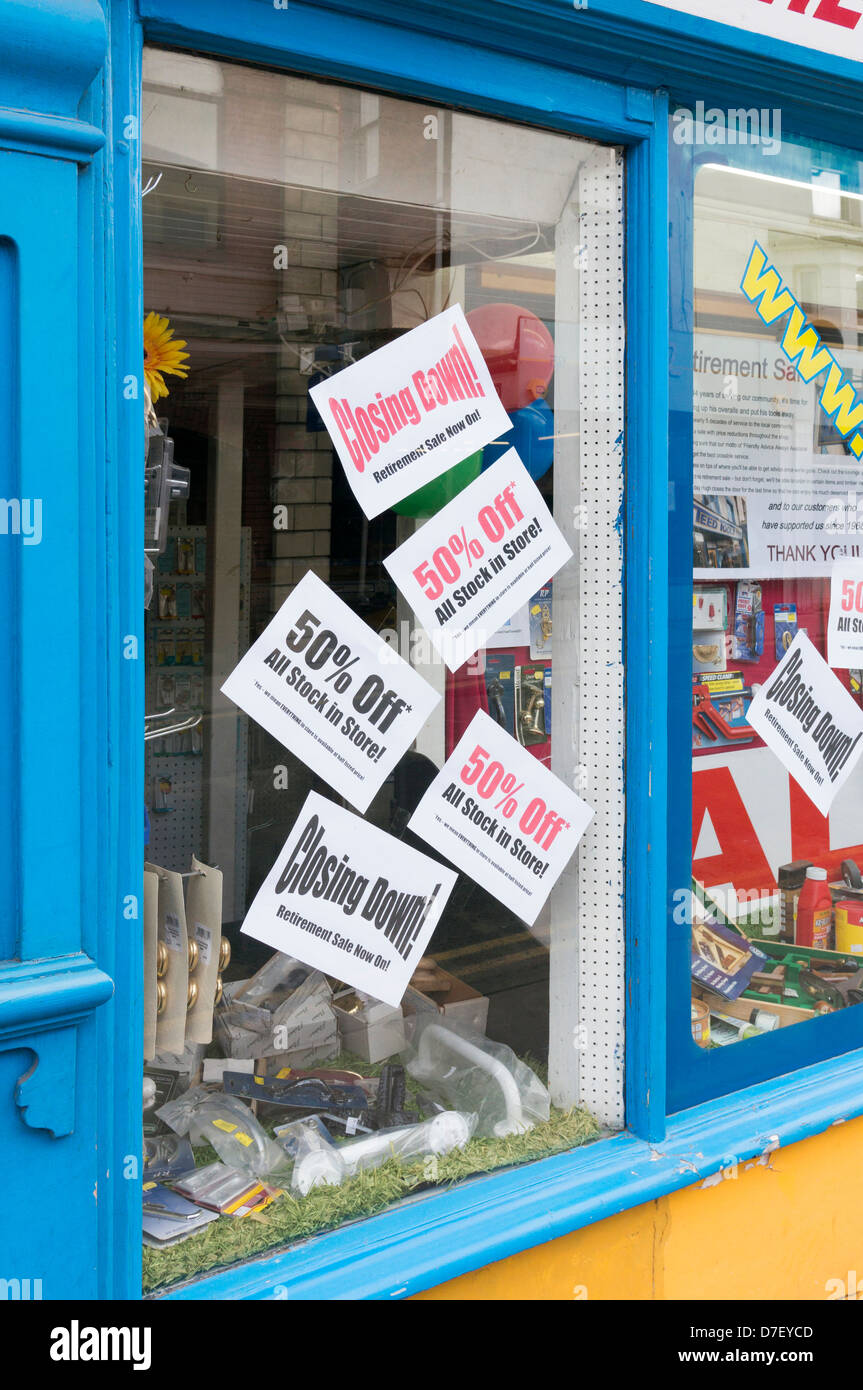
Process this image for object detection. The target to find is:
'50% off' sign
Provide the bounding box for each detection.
[409,709,593,924]
[222,570,441,813]
[385,450,573,671]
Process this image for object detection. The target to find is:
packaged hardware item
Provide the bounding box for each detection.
[142,1181,219,1248]
[143,1133,196,1180]
[731,581,764,662]
[774,603,798,660]
[155,1082,213,1136]
[173,1161,278,1215]
[186,1094,290,1180]
[403,1014,550,1137]
[290,1110,477,1195]
[484,652,516,737]
[692,671,755,750]
[273,1114,336,1159]
[529,582,553,659]
[216,958,338,1061]
[222,1070,369,1131]
[332,990,405,1064]
[543,665,551,744]
[515,664,548,746]
[234,952,309,1007]
[693,586,728,632]
[184,857,223,1047]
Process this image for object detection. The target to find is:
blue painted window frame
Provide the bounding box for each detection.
[102,0,863,1298]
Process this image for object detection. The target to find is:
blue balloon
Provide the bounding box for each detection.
[481,399,554,481]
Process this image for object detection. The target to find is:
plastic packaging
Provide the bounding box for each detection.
[186,1094,290,1180]
[155,1083,213,1136]
[291,1111,476,1195]
[402,1014,550,1137]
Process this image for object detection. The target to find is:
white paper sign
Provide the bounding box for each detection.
[221,570,440,813]
[240,792,457,1007]
[384,451,572,671]
[408,710,593,925]
[828,559,863,669]
[746,631,863,816]
[309,305,510,519]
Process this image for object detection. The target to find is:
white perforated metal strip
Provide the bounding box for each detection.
[577,147,626,1128]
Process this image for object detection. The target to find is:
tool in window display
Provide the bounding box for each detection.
[692,682,755,742]
[222,1070,369,1118]
[744,950,863,1012]
[487,678,507,727]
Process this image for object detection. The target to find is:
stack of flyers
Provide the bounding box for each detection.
[142,1181,220,1248]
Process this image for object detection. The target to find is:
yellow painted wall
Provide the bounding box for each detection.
[414,1115,863,1300]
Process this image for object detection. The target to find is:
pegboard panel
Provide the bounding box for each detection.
[576,146,626,1127]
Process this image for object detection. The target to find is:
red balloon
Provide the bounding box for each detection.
[466,303,554,412]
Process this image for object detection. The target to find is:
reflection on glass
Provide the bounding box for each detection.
[689,136,863,1050]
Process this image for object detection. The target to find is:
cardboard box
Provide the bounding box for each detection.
[333,993,406,1063]
[403,965,489,1035]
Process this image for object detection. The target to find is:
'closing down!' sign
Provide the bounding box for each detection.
[309,305,509,518]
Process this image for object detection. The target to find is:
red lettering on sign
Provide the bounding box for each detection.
[815,0,862,30]
[758,0,861,26]
[693,768,774,892]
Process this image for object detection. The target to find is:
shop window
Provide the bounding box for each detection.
[675,128,863,1093]
[139,48,625,1290]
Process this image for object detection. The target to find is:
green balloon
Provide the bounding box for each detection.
[391,450,483,518]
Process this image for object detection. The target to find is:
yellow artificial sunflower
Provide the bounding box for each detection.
[143,311,190,402]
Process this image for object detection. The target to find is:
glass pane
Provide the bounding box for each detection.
[140,49,625,1288]
[689,132,863,1051]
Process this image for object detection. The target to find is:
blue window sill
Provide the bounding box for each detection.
[155,1044,863,1300]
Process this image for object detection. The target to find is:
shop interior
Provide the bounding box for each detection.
[139,49,615,1288]
[690,151,863,1049]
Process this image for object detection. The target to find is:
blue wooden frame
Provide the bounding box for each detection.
[6,0,863,1302]
[98,0,863,1296]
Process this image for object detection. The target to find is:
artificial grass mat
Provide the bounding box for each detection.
[142,1053,600,1293]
